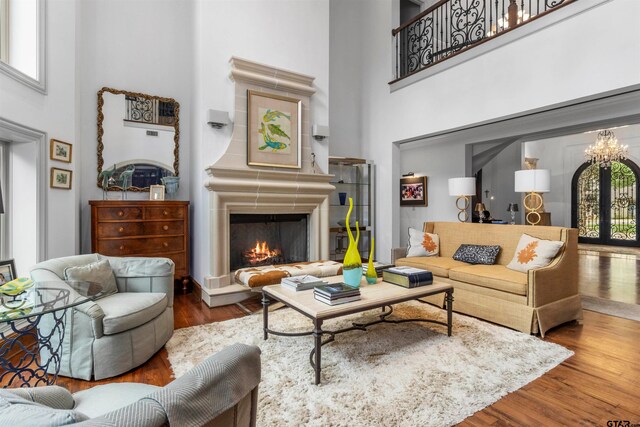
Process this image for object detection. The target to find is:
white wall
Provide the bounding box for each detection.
[329,0,363,158]
[525,124,640,228]
[189,0,330,285]
[349,0,640,260]
[77,0,194,253]
[0,0,77,260]
[398,141,465,247]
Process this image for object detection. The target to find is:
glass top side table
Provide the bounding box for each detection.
[0,280,105,387]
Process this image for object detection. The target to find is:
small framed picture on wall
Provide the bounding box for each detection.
[149,185,165,201]
[400,176,428,207]
[50,168,73,190]
[50,139,72,163]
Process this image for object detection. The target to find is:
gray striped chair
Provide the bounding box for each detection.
[0,343,261,426]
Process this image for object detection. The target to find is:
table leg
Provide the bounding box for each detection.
[446,289,454,337]
[313,319,323,385]
[262,292,270,341]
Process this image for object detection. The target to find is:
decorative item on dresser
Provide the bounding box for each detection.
[89,200,190,291]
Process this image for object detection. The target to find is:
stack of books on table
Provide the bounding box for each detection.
[313,283,361,305]
[362,262,395,278]
[382,266,433,288]
[281,275,328,291]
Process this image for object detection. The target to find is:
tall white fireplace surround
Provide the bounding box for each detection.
[202,58,334,307]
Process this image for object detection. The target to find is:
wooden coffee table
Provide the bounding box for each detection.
[262,276,454,384]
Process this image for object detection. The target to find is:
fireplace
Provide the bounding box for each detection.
[229,214,309,271]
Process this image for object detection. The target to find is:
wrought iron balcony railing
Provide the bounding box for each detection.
[392,0,574,82]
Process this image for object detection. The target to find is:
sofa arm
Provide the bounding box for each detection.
[391,247,407,263]
[145,343,261,426]
[29,268,105,338]
[528,228,579,307]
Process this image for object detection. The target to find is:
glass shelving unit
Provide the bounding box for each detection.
[328,157,375,262]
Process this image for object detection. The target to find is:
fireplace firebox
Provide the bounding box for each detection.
[229,214,308,271]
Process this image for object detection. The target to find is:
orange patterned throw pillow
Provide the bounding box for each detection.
[407,227,439,257]
[507,234,564,273]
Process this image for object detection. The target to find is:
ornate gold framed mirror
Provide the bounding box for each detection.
[97,87,180,191]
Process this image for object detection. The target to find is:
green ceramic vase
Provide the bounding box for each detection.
[366,238,377,284]
[342,198,362,288]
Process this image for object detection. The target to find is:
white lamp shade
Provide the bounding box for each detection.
[448,177,476,196]
[514,169,550,193]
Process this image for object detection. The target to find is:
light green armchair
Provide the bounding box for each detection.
[0,343,261,427]
[29,254,175,380]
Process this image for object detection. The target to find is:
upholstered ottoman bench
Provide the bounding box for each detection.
[235,260,343,288]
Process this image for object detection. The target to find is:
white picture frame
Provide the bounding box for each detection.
[149,185,165,201]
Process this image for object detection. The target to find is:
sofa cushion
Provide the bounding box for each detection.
[407,228,439,257]
[452,244,501,265]
[506,234,564,273]
[395,256,468,278]
[64,259,118,295]
[98,292,168,335]
[74,383,160,418]
[0,391,88,426]
[449,265,528,296]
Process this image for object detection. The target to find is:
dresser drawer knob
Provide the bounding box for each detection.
[163,210,169,216]
[163,242,169,248]
[163,225,169,231]
[118,227,125,233]
[117,211,124,217]
[119,245,125,251]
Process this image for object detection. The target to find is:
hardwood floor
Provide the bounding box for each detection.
[22,251,640,424]
[579,250,640,304]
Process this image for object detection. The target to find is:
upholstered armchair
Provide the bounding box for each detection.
[29,254,175,380]
[0,343,261,427]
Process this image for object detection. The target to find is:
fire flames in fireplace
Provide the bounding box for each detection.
[243,241,284,266]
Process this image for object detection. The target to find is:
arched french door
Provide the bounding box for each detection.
[572,160,639,246]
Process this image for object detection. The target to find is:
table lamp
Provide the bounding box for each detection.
[448,177,476,222]
[475,203,487,223]
[507,203,519,225]
[514,169,550,225]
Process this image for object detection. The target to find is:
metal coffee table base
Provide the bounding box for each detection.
[262,290,454,385]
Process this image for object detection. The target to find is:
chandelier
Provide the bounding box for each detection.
[585,130,628,168]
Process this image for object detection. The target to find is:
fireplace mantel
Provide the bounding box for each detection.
[202,58,331,307]
[203,166,335,306]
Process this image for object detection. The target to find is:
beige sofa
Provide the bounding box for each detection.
[392,222,583,336]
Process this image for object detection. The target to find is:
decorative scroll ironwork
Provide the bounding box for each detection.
[451,0,485,49]
[576,163,600,239]
[393,0,570,80]
[0,288,70,387]
[610,162,637,241]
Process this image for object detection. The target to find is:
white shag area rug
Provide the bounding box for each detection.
[166,301,573,426]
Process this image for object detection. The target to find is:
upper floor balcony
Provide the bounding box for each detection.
[392,0,576,83]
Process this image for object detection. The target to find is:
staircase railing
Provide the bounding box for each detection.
[392,0,575,82]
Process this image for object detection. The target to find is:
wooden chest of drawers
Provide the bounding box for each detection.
[90,200,190,285]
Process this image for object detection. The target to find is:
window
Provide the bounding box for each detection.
[0,0,8,64]
[0,0,45,93]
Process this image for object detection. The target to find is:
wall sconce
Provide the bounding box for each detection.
[312,124,330,141]
[207,109,230,129]
[448,177,476,222]
[514,169,550,225]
